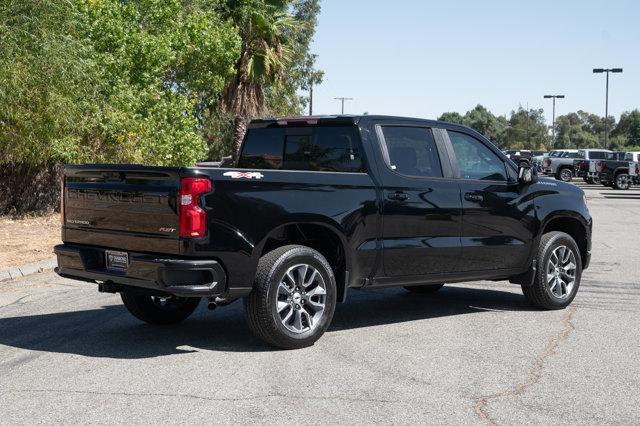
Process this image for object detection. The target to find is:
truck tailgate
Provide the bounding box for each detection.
[62,165,183,255]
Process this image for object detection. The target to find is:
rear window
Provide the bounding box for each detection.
[238,126,364,172]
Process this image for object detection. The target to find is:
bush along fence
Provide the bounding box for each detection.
[0,162,62,216]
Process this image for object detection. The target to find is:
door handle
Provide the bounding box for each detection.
[464,192,484,203]
[387,191,409,201]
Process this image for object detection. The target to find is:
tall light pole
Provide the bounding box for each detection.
[543,95,565,148]
[334,97,353,114]
[593,68,623,148]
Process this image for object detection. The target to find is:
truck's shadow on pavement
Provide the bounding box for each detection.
[0,286,535,358]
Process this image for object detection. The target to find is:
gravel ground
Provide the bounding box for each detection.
[0,182,638,424]
[0,214,59,268]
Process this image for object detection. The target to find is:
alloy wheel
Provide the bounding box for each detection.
[276,264,326,334]
[546,245,577,299]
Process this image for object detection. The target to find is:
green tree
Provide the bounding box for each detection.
[220,0,301,157]
[506,107,549,150]
[438,112,465,124]
[0,0,97,163]
[439,106,508,147]
[612,110,640,147]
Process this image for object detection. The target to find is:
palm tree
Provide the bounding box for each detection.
[221,0,299,159]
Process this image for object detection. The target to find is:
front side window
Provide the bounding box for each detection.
[380,126,443,177]
[448,131,507,181]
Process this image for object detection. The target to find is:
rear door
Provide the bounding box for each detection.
[445,130,534,272]
[374,123,462,278]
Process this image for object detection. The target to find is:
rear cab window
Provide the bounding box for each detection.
[238,126,365,172]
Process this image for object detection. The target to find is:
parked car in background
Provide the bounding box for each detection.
[573,149,612,184]
[597,151,637,190]
[504,150,532,167]
[542,149,580,182]
[504,150,545,168]
[533,150,559,172]
[626,152,640,185]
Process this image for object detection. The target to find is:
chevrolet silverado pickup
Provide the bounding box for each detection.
[542,149,580,182]
[573,149,612,184]
[596,151,637,189]
[55,115,592,349]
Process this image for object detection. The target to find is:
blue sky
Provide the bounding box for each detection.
[309,0,640,125]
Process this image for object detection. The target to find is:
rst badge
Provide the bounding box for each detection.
[223,171,264,179]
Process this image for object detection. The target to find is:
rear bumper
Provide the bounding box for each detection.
[54,244,226,297]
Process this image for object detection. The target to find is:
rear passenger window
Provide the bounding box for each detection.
[380,126,443,177]
[590,151,606,160]
[238,127,364,172]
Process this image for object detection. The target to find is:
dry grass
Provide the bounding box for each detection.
[0,214,61,268]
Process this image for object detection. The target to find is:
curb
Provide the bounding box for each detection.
[0,257,57,283]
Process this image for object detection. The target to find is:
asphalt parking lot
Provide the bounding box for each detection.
[1,182,639,424]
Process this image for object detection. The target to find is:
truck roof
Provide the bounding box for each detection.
[248,115,472,129]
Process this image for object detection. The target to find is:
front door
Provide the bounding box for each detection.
[445,130,534,272]
[375,124,462,277]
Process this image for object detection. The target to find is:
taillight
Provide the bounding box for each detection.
[598,161,606,173]
[577,160,584,169]
[179,177,212,238]
[545,159,552,167]
[60,175,65,225]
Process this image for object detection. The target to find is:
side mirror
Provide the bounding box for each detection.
[518,166,538,185]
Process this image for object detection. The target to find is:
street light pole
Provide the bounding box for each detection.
[593,68,623,148]
[543,95,565,148]
[333,97,353,114]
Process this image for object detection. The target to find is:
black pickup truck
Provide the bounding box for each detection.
[55,115,592,349]
[595,151,632,189]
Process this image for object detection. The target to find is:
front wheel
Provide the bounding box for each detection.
[521,231,582,309]
[404,283,444,294]
[120,292,200,325]
[244,245,337,349]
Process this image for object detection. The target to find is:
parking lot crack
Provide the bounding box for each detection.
[473,306,576,425]
[1,388,402,405]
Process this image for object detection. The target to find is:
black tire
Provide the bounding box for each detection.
[521,231,582,310]
[120,292,200,325]
[404,283,445,294]
[243,245,337,349]
[613,173,630,190]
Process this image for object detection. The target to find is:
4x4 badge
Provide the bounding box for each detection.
[223,171,264,179]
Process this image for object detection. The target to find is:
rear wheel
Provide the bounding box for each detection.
[613,173,630,190]
[120,292,200,325]
[521,231,582,310]
[556,168,573,182]
[404,283,444,294]
[244,245,337,349]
